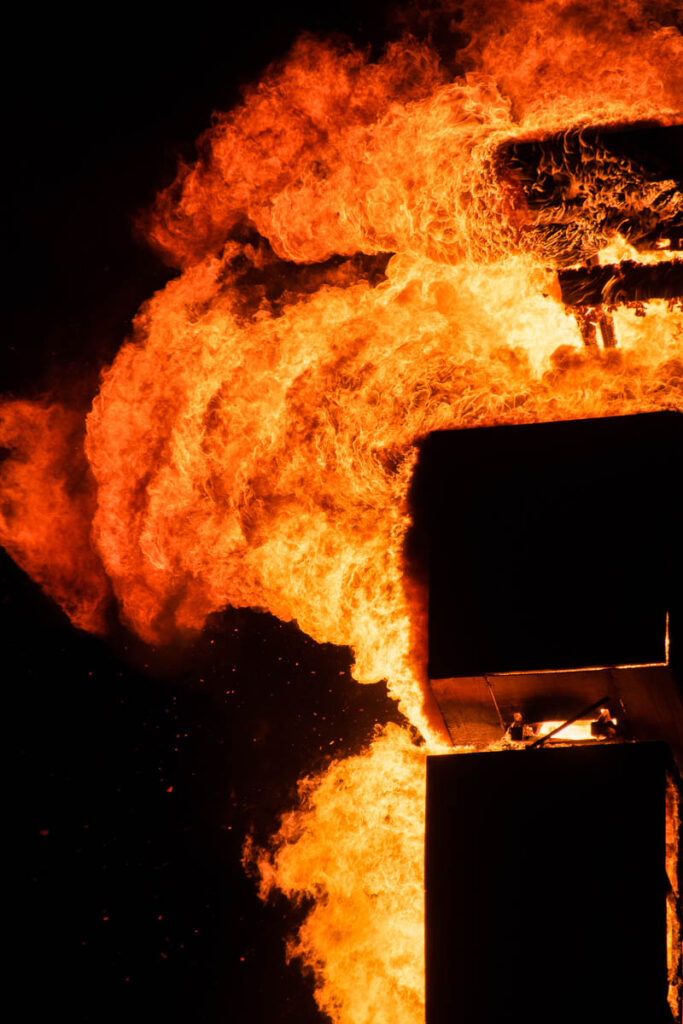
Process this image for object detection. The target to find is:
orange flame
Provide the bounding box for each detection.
[0,400,109,633]
[1,2,683,1021]
[247,724,427,1024]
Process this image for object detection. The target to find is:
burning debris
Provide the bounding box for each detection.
[499,122,683,266]
[2,1,683,1022]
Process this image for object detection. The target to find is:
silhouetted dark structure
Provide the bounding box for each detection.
[425,743,675,1024]
[412,411,683,1022]
[421,412,681,679]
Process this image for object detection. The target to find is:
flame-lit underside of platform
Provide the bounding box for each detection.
[431,665,683,766]
[425,743,676,1024]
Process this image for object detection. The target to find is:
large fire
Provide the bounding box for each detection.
[2,1,682,1021]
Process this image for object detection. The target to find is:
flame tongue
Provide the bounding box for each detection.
[1,3,683,1022]
[247,723,427,1024]
[0,401,109,633]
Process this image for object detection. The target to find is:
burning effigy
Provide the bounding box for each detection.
[2,2,682,1022]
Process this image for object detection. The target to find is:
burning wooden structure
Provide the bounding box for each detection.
[499,122,683,265]
[415,119,683,1024]
[499,121,683,347]
[2,10,683,1019]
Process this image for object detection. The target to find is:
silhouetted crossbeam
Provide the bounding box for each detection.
[559,259,683,306]
[498,122,683,264]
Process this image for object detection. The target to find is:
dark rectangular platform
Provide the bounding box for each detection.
[413,412,682,680]
[425,743,675,1024]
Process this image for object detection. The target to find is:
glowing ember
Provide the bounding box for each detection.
[1,1,682,1021]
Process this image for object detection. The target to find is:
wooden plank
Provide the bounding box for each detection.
[496,122,683,264]
[559,259,683,306]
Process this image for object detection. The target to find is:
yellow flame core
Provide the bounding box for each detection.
[1,3,683,1021]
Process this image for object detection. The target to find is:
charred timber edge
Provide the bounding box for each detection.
[558,260,683,307]
[528,696,610,749]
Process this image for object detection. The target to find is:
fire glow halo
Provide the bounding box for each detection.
[2,3,682,1022]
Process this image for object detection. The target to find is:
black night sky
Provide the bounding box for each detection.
[4,4,404,1022]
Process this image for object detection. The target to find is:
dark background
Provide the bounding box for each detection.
[2,4,403,1022]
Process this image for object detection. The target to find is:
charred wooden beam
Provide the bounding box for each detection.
[497,122,683,265]
[597,309,617,347]
[559,259,683,306]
